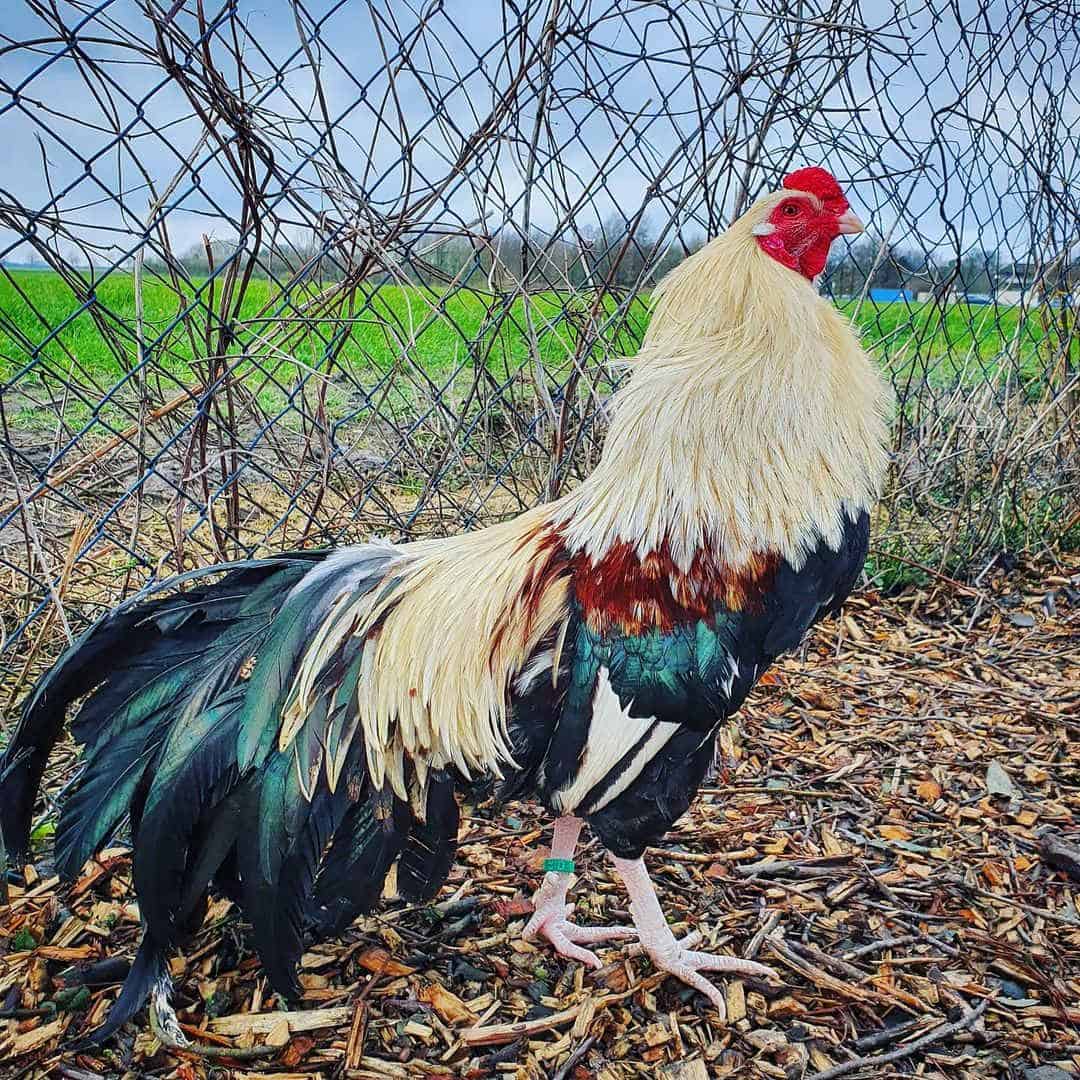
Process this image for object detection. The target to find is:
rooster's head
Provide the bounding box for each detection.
[750,166,863,280]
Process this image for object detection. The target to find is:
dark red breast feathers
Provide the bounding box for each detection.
[571,540,778,635]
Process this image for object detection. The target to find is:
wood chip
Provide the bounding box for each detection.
[210,1006,352,1036]
[417,982,476,1025]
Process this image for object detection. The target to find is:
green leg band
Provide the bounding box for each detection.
[543,858,575,874]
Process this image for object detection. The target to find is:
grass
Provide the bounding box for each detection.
[843,296,1058,384]
[0,269,643,391]
[0,269,659,436]
[0,268,1064,400]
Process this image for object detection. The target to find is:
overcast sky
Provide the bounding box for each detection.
[1,0,1076,272]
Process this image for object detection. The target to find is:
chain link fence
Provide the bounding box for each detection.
[1,0,1078,689]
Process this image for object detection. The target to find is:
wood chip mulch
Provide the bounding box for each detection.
[2,555,1078,1080]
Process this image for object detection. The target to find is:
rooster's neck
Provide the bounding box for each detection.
[553,263,891,583]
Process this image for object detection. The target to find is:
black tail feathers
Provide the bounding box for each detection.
[0,605,157,867]
[69,933,169,1049]
[0,556,324,865]
[398,774,460,903]
[0,547,465,1044]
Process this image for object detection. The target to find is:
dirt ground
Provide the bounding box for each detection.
[1,554,1078,1079]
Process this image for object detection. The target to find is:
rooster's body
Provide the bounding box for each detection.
[0,167,890,1038]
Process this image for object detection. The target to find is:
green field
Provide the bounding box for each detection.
[0,270,636,381]
[0,268,1065,426]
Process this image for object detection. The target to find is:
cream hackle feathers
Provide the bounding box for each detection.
[281,187,893,804]
[555,189,893,571]
[281,508,572,804]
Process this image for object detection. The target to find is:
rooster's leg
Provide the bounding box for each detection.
[523,816,636,969]
[612,854,778,1015]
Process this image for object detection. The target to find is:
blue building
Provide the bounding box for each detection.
[868,287,911,303]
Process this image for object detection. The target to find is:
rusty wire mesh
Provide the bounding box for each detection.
[0,0,1078,687]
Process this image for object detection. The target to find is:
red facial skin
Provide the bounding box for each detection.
[756,166,853,280]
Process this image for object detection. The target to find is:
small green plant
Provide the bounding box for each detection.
[10,927,37,951]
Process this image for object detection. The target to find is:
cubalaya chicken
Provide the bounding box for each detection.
[0,166,891,1044]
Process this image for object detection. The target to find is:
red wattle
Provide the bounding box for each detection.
[798,236,833,280]
[756,232,833,280]
[756,232,799,272]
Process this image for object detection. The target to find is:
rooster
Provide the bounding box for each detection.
[0,167,890,1042]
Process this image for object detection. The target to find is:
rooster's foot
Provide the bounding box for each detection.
[613,854,780,1017]
[523,899,636,969]
[638,929,777,1015]
[523,816,635,969]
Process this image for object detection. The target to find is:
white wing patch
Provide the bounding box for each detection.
[721,655,739,698]
[587,717,681,812]
[554,667,674,814]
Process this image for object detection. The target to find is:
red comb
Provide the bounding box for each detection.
[782,166,848,209]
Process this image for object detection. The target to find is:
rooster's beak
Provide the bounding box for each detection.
[836,210,864,235]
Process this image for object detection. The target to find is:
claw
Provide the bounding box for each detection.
[541,922,603,969]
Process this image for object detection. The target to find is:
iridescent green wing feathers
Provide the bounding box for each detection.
[539,607,746,808]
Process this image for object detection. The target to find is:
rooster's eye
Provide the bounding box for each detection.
[782,204,800,216]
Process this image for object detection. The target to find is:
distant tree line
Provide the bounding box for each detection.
[145,215,703,293]
[825,240,1077,299]
[142,223,1075,299]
